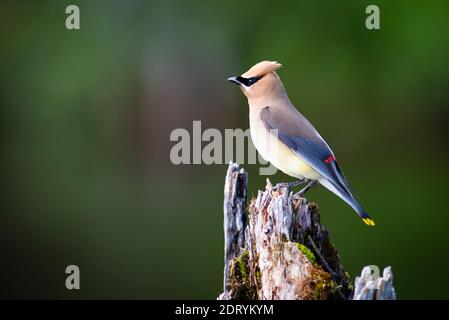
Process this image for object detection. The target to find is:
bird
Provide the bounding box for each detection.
[227,61,375,226]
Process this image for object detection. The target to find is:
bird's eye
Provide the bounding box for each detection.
[247,76,261,86]
[236,76,261,87]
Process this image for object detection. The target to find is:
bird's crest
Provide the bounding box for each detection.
[241,60,282,78]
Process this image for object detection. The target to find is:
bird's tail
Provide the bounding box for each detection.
[318,178,375,227]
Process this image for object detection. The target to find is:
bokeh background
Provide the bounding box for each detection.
[1,0,448,299]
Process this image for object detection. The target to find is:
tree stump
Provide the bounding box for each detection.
[218,162,396,300]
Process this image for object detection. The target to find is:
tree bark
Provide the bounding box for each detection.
[218,162,396,300]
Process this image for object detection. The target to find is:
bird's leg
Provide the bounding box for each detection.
[271,179,306,191]
[286,180,307,188]
[263,179,306,208]
[293,180,317,198]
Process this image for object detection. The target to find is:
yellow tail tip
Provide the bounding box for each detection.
[362,218,376,226]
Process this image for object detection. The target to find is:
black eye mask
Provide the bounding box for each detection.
[236,75,262,87]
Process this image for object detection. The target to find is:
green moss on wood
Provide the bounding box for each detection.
[294,242,317,265]
[236,250,249,281]
[227,250,256,299]
[345,271,354,291]
[304,267,336,300]
[255,270,262,288]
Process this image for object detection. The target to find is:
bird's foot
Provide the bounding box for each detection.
[263,179,306,208]
[266,179,306,192]
[293,180,317,199]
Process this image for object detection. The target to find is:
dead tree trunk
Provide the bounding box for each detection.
[218,162,396,300]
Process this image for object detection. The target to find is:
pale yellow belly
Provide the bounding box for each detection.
[250,126,321,180]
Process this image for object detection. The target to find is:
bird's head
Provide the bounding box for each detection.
[227,60,283,100]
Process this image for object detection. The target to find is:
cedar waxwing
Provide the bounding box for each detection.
[227,61,375,226]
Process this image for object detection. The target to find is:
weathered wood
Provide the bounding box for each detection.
[219,162,396,300]
[222,162,248,295]
[353,266,396,300]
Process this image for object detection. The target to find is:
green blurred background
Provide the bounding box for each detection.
[1,0,448,299]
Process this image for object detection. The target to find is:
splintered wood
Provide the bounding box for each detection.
[219,162,396,300]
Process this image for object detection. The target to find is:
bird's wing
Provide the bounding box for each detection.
[260,106,352,196]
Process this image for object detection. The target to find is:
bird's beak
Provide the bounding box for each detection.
[227,76,241,86]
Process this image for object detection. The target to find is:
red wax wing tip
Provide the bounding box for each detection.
[324,155,336,164]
